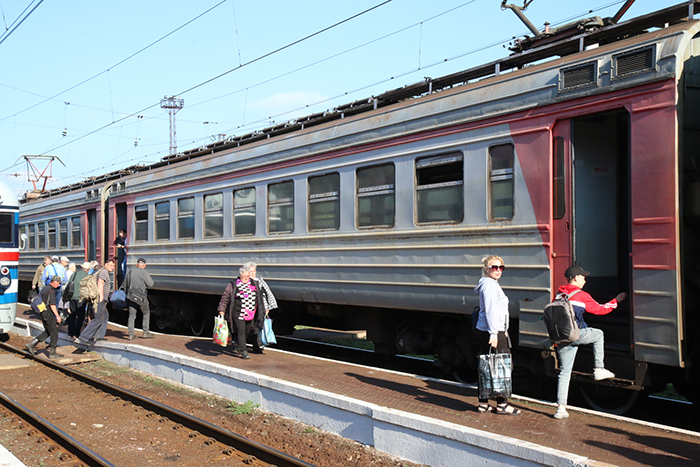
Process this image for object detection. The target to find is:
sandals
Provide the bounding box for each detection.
[496,403,522,415]
[478,403,494,413]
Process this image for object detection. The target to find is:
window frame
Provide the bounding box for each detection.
[155,201,170,241]
[37,222,45,249]
[47,220,57,249]
[267,181,295,234]
[488,143,515,222]
[356,163,395,229]
[203,192,224,238]
[233,187,256,236]
[134,205,149,242]
[177,197,195,240]
[71,217,81,248]
[58,218,68,248]
[308,172,340,232]
[28,224,36,249]
[415,152,464,225]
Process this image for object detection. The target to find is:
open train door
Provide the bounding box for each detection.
[551,111,634,379]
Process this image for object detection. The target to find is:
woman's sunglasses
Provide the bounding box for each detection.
[490,265,505,271]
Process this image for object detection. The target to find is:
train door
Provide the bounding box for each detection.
[87,209,96,261]
[552,110,632,352]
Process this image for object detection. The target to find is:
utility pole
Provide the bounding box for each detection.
[160,96,184,157]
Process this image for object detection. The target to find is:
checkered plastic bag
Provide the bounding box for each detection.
[478,350,512,400]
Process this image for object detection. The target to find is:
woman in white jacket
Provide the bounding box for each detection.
[474,254,521,415]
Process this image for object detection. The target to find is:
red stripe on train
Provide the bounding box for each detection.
[0,252,20,261]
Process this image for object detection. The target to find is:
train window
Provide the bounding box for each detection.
[357,164,395,228]
[178,197,195,239]
[204,193,224,238]
[37,223,45,249]
[308,173,340,231]
[268,181,294,234]
[155,201,170,241]
[234,188,256,236]
[553,138,566,219]
[415,153,464,224]
[28,224,36,249]
[0,214,11,244]
[135,205,148,242]
[48,220,56,249]
[59,219,68,248]
[71,217,81,247]
[489,144,515,221]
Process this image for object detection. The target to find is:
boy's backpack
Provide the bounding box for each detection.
[543,290,581,344]
[79,272,100,309]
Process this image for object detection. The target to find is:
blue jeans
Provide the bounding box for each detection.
[556,327,605,406]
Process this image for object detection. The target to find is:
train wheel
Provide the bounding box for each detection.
[190,313,207,337]
[578,384,639,415]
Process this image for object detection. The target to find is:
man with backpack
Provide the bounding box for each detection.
[66,262,90,338]
[26,275,63,359]
[553,265,626,420]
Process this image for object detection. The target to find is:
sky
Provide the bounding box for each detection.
[0,0,676,196]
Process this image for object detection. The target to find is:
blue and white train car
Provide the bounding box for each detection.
[0,181,19,333]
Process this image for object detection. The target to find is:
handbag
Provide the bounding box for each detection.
[109,289,128,310]
[213,316,229,347]
[127,288,147,307]
[260,316,277,346]
[478,348,512,400]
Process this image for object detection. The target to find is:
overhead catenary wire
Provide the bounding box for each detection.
[0,0,44,47]
[3,0,632,185]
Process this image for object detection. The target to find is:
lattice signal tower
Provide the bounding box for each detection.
[160,96,184,156]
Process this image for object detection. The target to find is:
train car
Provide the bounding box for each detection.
[17,1,700,409]
[0,180,20,333]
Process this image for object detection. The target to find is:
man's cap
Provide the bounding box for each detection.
[51,255,59,262]
[60,256,69,263]
[137,258,147,264]
[565,265,590,279]
[50,275,62,283]
[81,261,92,270]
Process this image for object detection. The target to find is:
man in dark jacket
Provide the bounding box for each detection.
[553,265,627,419]
[26,275,63,358]
[123,258,154,340]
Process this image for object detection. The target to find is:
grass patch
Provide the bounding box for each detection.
[226,400,260,415]
[651,383,690,402]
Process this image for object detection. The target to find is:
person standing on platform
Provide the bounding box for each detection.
[66,262,90,339]
[26,275,63,358]
[474,254,521,415]
[31,256,52,292]
[245,261,278,350]
[553,265,626,420]
[217,265,265,359]
[123,258,154,340]
[114,229,127,287]
[77,259,115,346]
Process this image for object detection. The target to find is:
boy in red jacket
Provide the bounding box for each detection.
[554,265,627,419]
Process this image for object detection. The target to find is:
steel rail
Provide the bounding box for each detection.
[0,341,316,467]
[0,390,116,467]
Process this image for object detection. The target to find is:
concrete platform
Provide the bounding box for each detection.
[11,307,700,467]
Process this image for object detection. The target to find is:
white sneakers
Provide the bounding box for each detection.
[553,406,569,419]
[593,368,615,381]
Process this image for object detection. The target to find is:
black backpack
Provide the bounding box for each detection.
[64,273,77,299]
[543,290,581,344]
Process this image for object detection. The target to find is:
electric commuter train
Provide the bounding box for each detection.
[0,181,20,334]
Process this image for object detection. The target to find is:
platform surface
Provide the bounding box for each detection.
[14,305,700,467]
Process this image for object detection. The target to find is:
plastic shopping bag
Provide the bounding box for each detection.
[260,317,277,346]
[213,316,229,347]
[477,350,512,400]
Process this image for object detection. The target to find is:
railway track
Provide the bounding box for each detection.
[0,341,315,467]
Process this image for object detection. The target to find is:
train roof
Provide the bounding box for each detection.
[20,0,700,204]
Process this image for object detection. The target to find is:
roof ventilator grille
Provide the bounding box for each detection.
[560,62,597,92]
[614,46,654,78]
